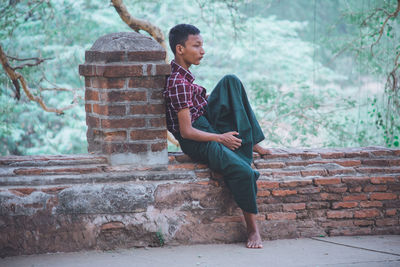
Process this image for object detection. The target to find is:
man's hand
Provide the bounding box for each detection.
[217,131,242,150]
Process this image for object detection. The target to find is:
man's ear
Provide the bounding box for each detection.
[176,44,185,55]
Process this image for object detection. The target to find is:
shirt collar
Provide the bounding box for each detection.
[171,60,195,84]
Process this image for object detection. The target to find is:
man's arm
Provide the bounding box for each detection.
[177,108,242,151]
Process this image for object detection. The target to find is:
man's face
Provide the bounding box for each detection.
[179,34,205,66]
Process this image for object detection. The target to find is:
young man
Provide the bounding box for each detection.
[164,24,270,249]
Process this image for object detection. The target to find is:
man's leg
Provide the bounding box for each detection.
[206,74,268,162]
[176,117,263,248]
[243,211,263,248]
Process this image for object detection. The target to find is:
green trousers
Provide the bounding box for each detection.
[174,74,265,214]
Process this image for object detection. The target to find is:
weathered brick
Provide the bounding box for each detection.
[103,131,127,142]
[102,143,147,153]
[85,51,125,63]
[10,188,36,195]
[85,77,91,87]
[376,218,399,226]
[344,151,370,158]
[92,104,126,116]
[343,194,368,201]
[213,216,243,223]
[329,227,371,236]
[85,89,99,101]
[317,193,341,201]
[267,212,296,220]
[150,90,163,100]
[370,177,396,184]
[195,170,211,179]
[156,64,172,75]
[363,184,387,192]
[99,64,143,77]
[327,168,356,175]
[359,201,383,208]
[262,153,290,159]
[151,142,167,152]
[129,104,165,115]
[279,180,313,188]
[101,221,125,230]
[283,195,309,203]
[257,190,271,197]
[41,186,68,194]
[385,209,397,216]
[301,169,328,177]
[370,192,397,200]
[332,201,358,209]
[85,104,92,113]
[354,220,374,226]
[102,118,145,128]
[369,150,394,157]
[282,203,306,211]
[258,204,282,212]
[322,220,354,227]
[320,152,345,159]
[91,77,126,89]
[354,209,380,218]
[324,185,348,193]
[100,91,147,102]
[128,76,166,88]
[297,186,321,194]
[361,159,392,167]
[126,51,166,62]
[86,115,100,128]
[348,186,362,193]
[272,189,297,196]
[174,154,191,163]
[341,177,371,184]
[333,160,361,167]
[257,181,280,189]
[314,177,341,185]
[306,202,330,209]
[271,170,301,177]
[149,118,166,128]
[255,161,286,169]
[168,163,196,170]
[327,210,353,219]
[130,130,166,140]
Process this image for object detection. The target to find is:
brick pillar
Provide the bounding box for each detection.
[79,32,170,166]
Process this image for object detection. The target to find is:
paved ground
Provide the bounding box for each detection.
[1,235,400,267]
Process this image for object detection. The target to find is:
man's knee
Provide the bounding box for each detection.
[221,74,241,83]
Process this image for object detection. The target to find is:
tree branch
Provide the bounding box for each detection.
[370,0,400,55]
[0,43,80,114]
[110,0,168,62]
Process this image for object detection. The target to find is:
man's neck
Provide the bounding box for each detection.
[174,57,191,71]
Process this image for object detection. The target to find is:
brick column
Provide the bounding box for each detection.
[79,32,170,166]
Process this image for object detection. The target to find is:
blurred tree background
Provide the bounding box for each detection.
[0,0,399,155]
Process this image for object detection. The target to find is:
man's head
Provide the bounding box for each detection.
[169,24,205,68]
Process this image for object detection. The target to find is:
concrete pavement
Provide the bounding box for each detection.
[1,235,400,267]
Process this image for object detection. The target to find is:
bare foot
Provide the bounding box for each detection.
[253,143,272,155]
[247,231,263,249]
[243,211,263,249]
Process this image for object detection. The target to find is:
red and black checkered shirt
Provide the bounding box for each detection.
[164,60,208,133]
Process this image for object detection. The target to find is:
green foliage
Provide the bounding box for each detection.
[0,0,398,155]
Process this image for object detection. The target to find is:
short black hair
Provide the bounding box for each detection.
[168,24,200,55]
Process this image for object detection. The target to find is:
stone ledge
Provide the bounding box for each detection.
[0,147,399,257]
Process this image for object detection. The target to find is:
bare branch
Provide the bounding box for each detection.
[370,0,400,55]
[110,0,168,62]
[0,43,80,114]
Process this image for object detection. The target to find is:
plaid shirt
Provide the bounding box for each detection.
[164,60,208,133]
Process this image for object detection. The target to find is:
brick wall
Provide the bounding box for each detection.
[79,32,170,166]
[0,147,399,256]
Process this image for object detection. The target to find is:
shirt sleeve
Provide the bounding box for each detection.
[168,82,193,112]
